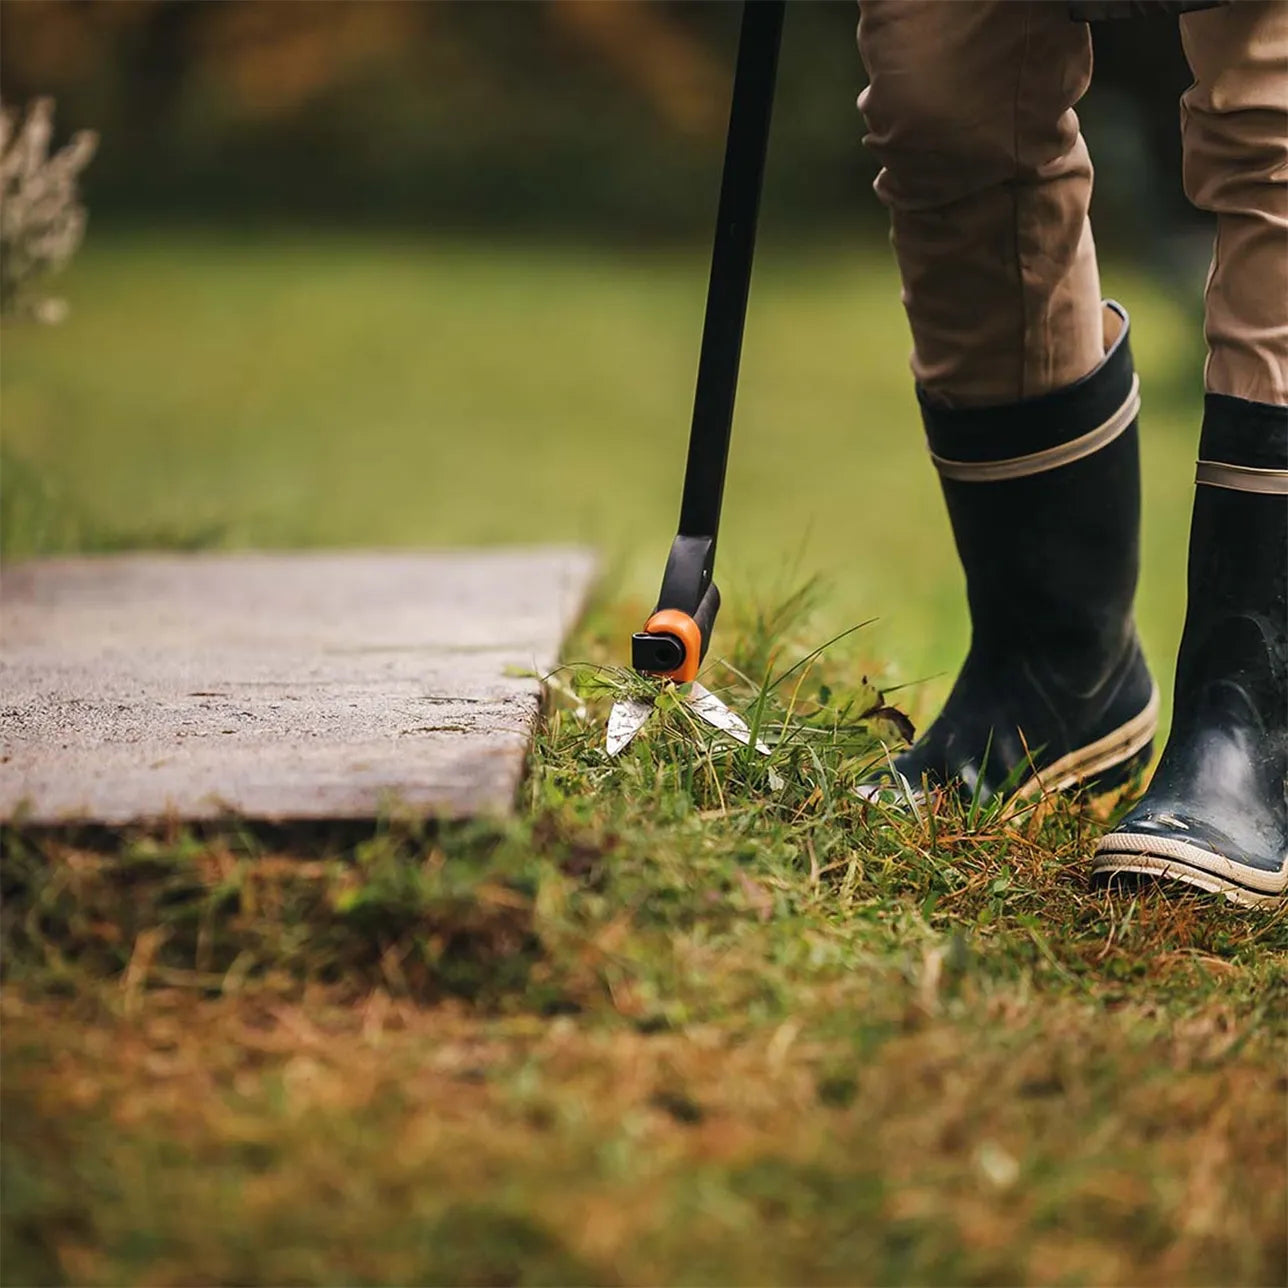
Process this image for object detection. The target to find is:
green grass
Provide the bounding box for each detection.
[2,231,1204,708]
[3,234,1284,1286]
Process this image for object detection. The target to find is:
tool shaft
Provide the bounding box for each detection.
[678,0,785,545]
[633,0,784,683]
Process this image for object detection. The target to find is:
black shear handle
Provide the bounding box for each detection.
[633,0,785,682]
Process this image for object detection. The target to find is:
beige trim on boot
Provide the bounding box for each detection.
[1195,461,1288,495]
[931,376,1140,483]
[1094,832,1287,908]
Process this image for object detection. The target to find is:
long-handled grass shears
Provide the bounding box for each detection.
[607,0,785,755]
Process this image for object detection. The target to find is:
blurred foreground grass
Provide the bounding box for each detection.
[5,235,1282,1287]
[4,598,1285,1285]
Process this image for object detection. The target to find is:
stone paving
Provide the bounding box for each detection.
[0,548,595,824]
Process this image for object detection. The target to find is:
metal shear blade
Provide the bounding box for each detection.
[606,682,771,758]
[605,697,655,756]
[687,682,771,754]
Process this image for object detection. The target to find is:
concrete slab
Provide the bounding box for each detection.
[0,548,596,824]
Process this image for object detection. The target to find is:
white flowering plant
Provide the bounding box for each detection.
[0,98,97,323]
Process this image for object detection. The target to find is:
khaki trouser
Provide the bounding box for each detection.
[857,0,1288,408]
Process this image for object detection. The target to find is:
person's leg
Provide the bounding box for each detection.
[1095,2,1288,905]
[855,2,1157,805]
[1180,0,1288,406]
[857,0,1104,404]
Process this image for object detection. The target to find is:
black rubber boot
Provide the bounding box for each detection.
[859,302,1158,808]
[1094,395,1288,907]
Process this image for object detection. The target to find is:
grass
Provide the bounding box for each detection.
[2,234,1284,1285]
[1,231,1205,701]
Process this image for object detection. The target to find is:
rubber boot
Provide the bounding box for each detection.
[859,302,1158,807]
[1094,395,1287,906]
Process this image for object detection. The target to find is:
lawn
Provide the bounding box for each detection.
[2,234,1284,1286]
[1,232,1205,704]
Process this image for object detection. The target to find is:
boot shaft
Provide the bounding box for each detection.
[1093,394,1288,903]
[919,302,1142,678]
[1176,394,1288,721]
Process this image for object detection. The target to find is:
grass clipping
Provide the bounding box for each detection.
[553,580,915,818]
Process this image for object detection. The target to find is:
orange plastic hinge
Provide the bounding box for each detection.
[641,609,702,683]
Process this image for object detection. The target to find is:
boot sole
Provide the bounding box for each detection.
[1092,834,1286,908]
[856,685,1159,814]
[1013,682,1160,802]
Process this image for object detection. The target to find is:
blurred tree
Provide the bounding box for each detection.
[545,0,725,140]
[0,1,1196,243]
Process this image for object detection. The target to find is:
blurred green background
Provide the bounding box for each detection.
[1,0,1212,723]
